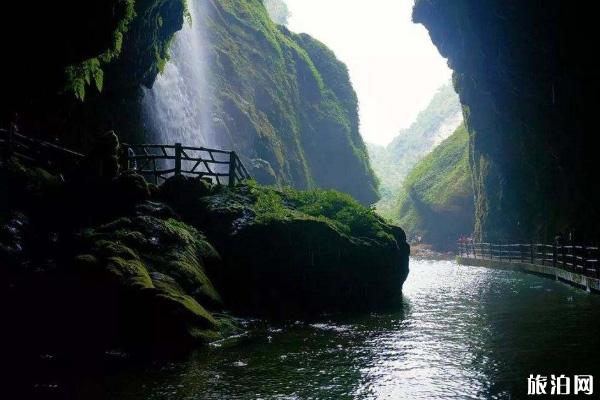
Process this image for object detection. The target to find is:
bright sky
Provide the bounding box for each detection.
[285,0,452,146]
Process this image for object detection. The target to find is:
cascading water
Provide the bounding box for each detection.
[141,0,216,149]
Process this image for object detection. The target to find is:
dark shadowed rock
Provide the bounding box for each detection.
[161,178,410,318]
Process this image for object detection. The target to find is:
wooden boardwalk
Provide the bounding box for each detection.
[457,241,600,293]
[0,129,251,186]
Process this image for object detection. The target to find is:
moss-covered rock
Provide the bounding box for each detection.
[71,214,224,346]
[1,157,407,357]
[161,179,410,318]
[0,160,231,355]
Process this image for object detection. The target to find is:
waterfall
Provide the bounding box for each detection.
[141,0,216,148]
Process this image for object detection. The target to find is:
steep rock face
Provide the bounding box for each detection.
[395,124,474,250]
[3,0,379,205]
[414,1,600,242]
[1,0,187,146]
[368,82,462,216]
[162,0,378,204]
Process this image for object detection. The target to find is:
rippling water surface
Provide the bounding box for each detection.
[108,259,600,399]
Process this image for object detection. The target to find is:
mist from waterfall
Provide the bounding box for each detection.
[141,0,216,148]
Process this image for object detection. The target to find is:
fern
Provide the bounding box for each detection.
[64,0,136,101]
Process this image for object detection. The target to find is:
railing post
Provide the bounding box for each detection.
[228,151,237,187]
[562,246,566,270]
[552,244,557,268]
[520,244,524,263]
[530,243,534,264]
[174,143,182,176]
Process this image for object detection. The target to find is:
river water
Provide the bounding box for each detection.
[107,259,600,399]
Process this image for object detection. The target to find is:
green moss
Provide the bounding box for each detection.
[105,256,154,288]
[69,211,227,344]
[181,179,409,318]
[243,181,393,241]
[65,0,136,100]
[170,0,378,204]
[151,274,217,326]
[94,215,221,305]
[394,124,474,249]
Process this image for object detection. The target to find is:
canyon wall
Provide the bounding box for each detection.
[414,0,600,242]
[2,0,378,204]
[395,124,473,249]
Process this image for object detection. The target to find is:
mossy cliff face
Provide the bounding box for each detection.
[413,1,600,242]
[170,0,378,204]
[395,124,474,250]
[1,0,186,146]
[368,82,463,217]
[3,0,378,205]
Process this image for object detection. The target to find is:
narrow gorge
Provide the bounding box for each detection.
[2,1,599,398]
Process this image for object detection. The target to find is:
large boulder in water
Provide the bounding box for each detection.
[161,179,410,318]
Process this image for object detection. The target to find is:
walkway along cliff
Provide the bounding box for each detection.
[458,240,600,293]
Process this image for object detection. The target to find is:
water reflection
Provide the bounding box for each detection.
[107,259,600,399]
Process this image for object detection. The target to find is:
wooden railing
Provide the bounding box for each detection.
[121,142,251,186]
[458,241,600,278]
[1,129,251,187]
[0,127,84,173]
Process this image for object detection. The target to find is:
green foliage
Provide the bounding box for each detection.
[368,82,463,216]
[66,59,105,100]
[394,124,474,248]
[402,124,471,206]
[286,188,387,239]
[252,185,291,222]
[246,181,392,240]
[65,0,136,100]
[186,0,378,204]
